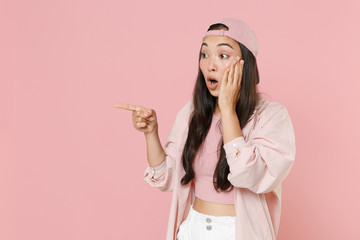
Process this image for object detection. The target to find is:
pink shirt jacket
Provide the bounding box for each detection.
[143,95,296,240]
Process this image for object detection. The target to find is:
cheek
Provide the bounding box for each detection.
[199,62,205,73]
[220,63,231,77]
[224,60,232,68]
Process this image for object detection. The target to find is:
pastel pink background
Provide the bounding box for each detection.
[0,0,359,239]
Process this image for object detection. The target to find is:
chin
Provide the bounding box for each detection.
[208,90,219,98]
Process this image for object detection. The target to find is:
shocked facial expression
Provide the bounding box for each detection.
[200,34,242,97]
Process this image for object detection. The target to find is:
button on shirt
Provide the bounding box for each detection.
[143,95,296,240]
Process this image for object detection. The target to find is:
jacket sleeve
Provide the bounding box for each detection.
[143,106,185,192]
[224,106,296,194]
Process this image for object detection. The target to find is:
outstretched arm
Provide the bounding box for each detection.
[142,100,192,192]
[114,102,174,191]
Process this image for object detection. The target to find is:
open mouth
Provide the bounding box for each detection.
[209,79,218,85]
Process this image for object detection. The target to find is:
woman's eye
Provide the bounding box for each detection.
[201,53,208,58]
[220,54,229,59]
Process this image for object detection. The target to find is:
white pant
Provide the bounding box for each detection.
[176,204,236,240]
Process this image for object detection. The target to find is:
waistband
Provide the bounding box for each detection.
[189,205,236,224]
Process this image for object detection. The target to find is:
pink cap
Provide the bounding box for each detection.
[204,18,259,58]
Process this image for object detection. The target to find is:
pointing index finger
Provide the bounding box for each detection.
[114,103,141,111]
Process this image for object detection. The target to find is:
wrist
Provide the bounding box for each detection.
[220,109,237,118]
[144,125,159,138]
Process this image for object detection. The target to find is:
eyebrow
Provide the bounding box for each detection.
[201,42,233,49]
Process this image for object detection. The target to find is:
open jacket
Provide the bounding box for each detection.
[143,95,296,240]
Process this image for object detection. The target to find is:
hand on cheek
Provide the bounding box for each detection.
[218,57,244,114]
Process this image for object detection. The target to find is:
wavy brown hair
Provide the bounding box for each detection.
[180,23,261,192]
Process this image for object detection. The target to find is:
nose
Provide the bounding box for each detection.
[207,57,217,72]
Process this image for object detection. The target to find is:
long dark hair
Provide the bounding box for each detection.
[180,23,261,192]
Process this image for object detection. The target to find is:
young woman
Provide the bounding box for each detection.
[115,18,296,240]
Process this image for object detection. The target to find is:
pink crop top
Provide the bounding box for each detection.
[193,114,235,204]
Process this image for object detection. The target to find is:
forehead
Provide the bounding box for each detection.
[201,35,239,50]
